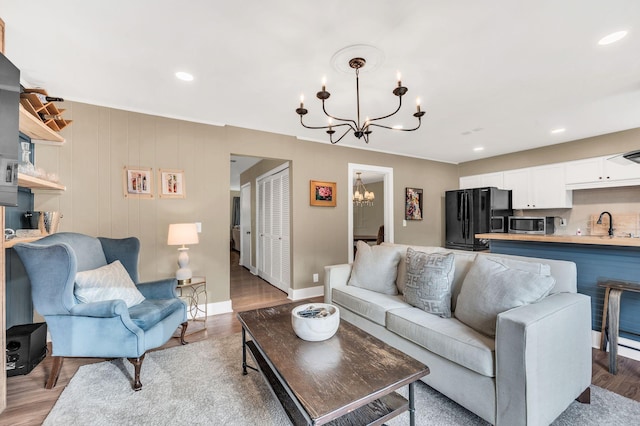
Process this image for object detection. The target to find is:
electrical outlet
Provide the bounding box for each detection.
[403,220,407,227]
[313,273,319,283]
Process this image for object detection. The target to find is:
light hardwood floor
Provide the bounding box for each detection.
[1,250,638,425]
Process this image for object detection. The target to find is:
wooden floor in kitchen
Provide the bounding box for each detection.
[1,250,639,425]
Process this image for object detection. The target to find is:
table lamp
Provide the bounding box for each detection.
[167,223,199,284]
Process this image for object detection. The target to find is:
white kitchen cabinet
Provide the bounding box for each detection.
[565,155,640,189]
[459,172,504,189]
[504,164,572,209]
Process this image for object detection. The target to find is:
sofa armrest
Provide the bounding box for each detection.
[495,292,592,425]
[137,278,179,299]
[324,264,352,303]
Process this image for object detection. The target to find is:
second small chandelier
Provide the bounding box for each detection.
[296,57,425,144]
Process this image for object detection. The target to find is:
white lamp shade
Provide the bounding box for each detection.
[167,223,199,246]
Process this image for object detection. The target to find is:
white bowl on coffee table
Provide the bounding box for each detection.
[291,303,340,342]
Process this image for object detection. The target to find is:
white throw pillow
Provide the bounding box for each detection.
[74,260,146,308]
[348,241,401,295]
[454,256,555,337]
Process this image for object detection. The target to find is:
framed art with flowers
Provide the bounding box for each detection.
[405,187,423,220]
[310,180,336,207]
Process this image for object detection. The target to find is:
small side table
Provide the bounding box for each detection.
[176,276,208,324]
[598,279,640,374]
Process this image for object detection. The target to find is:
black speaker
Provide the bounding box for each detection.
[6,322,47,377]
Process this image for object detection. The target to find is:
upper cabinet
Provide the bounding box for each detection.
[459,172,504,189]
[503,164,572,209]
[565,155,640,189]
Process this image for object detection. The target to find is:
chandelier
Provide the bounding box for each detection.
[353,172,375,206]
[295,57,425,144]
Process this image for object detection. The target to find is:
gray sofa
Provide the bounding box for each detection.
[324,243,592,425]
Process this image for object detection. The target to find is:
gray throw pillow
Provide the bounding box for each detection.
[455,256,555,337]
[348,241,401,295]
[403,248,455,318]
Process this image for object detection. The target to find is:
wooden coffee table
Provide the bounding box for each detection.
[237,303,429,425]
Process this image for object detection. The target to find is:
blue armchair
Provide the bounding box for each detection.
[14,232,188,391]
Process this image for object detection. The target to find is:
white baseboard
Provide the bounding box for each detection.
[201,300,232,317]
[287,285,324,301]
[591,330,640,362]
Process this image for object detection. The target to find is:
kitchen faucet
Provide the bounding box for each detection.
[597,211,614,237]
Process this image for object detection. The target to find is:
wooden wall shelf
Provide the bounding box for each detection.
[4,236,43,249]
[17,173,66,191]
[18,104,65,144]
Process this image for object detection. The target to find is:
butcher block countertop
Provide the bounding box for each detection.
[475,233,640,248]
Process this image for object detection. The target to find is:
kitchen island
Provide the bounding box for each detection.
[476,233,640,352]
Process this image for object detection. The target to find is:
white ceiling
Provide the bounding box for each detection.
[2,1,640,164]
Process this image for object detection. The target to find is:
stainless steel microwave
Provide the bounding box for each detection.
[508,216,555,234]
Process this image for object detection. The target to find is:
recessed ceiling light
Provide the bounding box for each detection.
[473,147,484,152]
[551,128,566,134]
[598,30,628,46]
[175,71,194,81]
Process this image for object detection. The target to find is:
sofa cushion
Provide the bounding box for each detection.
[387,307,496,377]
[74,260,145,308]
[348,241,402,295]
[403,249,455,318]
[332,285,411,326]
[455,256,556,337]
[129,298,185,331]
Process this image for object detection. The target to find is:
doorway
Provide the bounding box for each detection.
[348,163,394,262]
[240,182,252,269]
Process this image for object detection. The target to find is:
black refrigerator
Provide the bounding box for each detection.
[445,187,512,251]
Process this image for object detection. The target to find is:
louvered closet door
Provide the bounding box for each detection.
[257,167,290,293]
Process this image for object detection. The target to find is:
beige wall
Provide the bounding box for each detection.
[34,101,459,305]
[458,127,640,236]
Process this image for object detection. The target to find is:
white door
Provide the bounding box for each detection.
[240,183,252,269]
[257,166,290,293]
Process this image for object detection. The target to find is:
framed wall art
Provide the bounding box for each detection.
[310,180,336,207]
[159,169,186,199]
[405,187,423,220]
[123,166,153,199]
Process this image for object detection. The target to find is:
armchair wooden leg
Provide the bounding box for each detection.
[127,354,145,391]
[180,321,189,345]
[576,387,591,404]
[45,356,64,389]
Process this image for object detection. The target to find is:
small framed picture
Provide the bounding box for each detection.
[405,187,423,220]
[159,169,186,199]
[310,180,336,207]
[123,166,153,199]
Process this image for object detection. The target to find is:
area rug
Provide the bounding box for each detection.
[44,334,640,425]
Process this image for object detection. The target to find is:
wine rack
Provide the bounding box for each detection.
[19,88,72,133]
